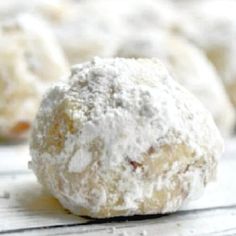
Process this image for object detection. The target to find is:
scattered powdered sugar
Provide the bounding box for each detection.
[30,57,223,218]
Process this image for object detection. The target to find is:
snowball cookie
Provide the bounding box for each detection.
[0,0,72,23]
[30,58,223,218]
[53,0,177,64]
[117,31,235,137]
[53,0,124,64]
[0,14,69,141]
[175,0,236,108]
[110,0,177,32]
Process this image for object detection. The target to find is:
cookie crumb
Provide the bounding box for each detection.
[28,161,32,169]
[118,231,128,236]
[140,230,147,236]
[2,191,10,199]
[108,226,116,234]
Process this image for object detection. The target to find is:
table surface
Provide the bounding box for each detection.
[0,140,236,236]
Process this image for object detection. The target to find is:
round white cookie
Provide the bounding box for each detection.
[175,0,236,108]
[117,30,235,136]
[0,14,69,141]
[116,0,177,32]
[30,58,223,218]
[54,0,124,64]
[0,0,71,23]
[53,0,177,64]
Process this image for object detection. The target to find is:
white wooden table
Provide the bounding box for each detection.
[0,140,236,236]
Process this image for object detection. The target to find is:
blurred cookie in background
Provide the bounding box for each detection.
[53,0,123,64]
[0,0,123,64]
[117,30,236,137]
[174,0,236,109]
[0,0,72,23]
[53,0,178,64]
[0,14,69,142]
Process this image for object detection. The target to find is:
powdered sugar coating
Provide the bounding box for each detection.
[30,58,223,218]
[117,30,235,136]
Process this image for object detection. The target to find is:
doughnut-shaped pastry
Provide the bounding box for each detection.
[117,31,235,136]
[30,58,223,218]
[0,14,68,141]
